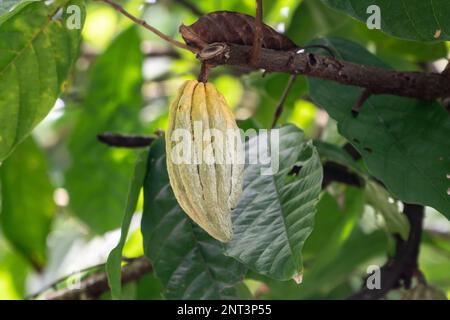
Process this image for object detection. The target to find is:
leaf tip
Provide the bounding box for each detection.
[293,273,303,284]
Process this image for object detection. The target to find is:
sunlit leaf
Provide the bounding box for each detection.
[0,138,55,268]
[0,0,85,161]
[65,27,145,233]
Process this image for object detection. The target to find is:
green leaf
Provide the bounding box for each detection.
[365,181,410,240]
[106,150,148,300]
[225,125,323,281]
[322,0,450,41]
[0,138,55,268]
[286,0,448,67]
[308,37,450,218]
[303,188,363,262]
[0,0,85,161]
[249,187,387,299]
[141,138,246,299]
[287,0,352,45]
[65,27,145,233]
[0,235,29,299]
[0,0,35,16]
[247,73,308,128]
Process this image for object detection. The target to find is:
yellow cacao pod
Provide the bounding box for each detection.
[165,80,244,242]
[402,284,447,300]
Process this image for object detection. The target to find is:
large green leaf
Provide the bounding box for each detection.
[225,125,323,281]
[0,0,32,16]
[106,150,148,300]
[322,0,450,41]
[0,138,55,268]
[65,27,144,233]
[0,0,85,161]
[308,37,450,218]
[141,138,246,299]
[250,188,387,299]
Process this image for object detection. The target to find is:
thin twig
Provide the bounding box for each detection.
[97,132,156,148]
[250,0,263,66]
[40,257,152,300]
[271,75,297,128]
[352,89,372,117]
[27,262,106,299]
[96,0,196,53]
[27,257,141,300]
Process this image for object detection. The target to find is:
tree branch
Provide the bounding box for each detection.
[96,0,196,53]
[322,161,365,189]
[271,75,297,128]
[41,257,152,300]
[348,204,424,300]
[197,43,450,101]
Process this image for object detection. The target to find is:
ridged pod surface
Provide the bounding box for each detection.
[165,80,244,242]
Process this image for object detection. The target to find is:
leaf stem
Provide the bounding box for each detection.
[271,75,297,128]
[96,0,196,53]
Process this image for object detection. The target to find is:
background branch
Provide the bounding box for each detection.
[348,204,425,300]
[322,162,364,189]
[97,132,157,148]
[250,0,263,65]
[271,75,297,128]
[41,257,152,300]
[198,43,450,101]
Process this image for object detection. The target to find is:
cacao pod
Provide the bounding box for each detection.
[402,284,448,300]
[165,80,244,242]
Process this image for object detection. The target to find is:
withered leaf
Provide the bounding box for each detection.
[180,11,297,51]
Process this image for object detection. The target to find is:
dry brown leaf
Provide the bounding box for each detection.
[179,11,297,51]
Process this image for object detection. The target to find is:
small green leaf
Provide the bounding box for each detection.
[225,125,323,281]
[141,138,246,299]
[0,236,29,299]
[0,138,55,268]
[106,150,148,300]
[0,0,85,161]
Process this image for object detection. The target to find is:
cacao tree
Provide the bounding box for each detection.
[0,0,449,301]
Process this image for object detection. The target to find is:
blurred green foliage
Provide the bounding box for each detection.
[0,0,449,300]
